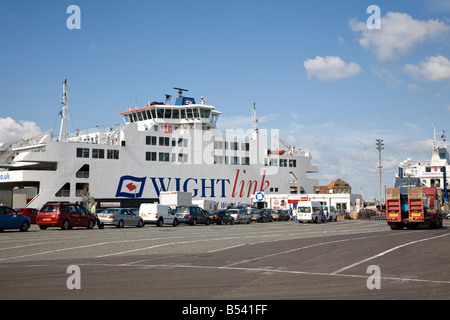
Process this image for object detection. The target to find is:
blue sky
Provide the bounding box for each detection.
[1,0,450,200]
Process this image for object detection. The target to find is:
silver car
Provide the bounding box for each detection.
[97,208,144,228]
[226,208,251,224]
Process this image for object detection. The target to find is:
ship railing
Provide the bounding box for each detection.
[0,149,13,165]
[67,124,123,144]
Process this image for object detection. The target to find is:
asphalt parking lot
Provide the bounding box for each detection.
[1,219,450,302]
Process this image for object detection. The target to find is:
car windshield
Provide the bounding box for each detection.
[40,205,58,212]
[102,208,119,214]
[175,207,190,213]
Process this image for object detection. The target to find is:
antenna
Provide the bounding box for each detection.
[173,87,188,97]
[59,79,69,142]
[253,102,258,133]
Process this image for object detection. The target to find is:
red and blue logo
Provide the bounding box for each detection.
[115,176,146,198]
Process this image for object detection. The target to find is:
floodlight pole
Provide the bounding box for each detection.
[376,139,384,206]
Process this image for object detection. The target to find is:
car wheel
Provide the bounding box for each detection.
[20,221,30,232]
[137,219,144,228]
[87,220,94,229]
[156,218,164,227]
[117,220,124,228]
[39,225,47,230]
[61,220,70,230]
[172,218,178,227]
[192,219,197,226]
[205,219,210,226]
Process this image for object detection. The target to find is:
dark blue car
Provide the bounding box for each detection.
[0,206,31,232]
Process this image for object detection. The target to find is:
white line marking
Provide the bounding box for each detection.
[0,242,109,261]
[331,233,450,275]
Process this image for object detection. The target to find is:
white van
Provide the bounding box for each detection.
[297,201,324,223]
[323,206,337,221]
[139,203,178,227]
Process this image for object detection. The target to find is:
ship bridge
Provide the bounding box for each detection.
[120,93,221,130]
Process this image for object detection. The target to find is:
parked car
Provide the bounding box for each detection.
[276,210,290,221]
[14,208,39,224]
[97,208,144,228]
[250,209,273,222]
[139,203,178,227]
[209,210,234,225]
[0,206,30,232]
[226,208,251,224]
[36,203,96,230]
[175,206,210,225]
[269,209,283,221]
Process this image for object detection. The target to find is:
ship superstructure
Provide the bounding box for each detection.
[397,126,449,200]
[0,81,319,210]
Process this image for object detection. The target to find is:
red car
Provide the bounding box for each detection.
[14,208,39,224]
[37,203,96,230]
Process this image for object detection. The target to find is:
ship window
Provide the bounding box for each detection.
[123,114,130,123]
[150,108,156,118]
[214,141,223,149]
[159,137,170,146]
[146,136,157,145]
[164,109,172,119]
[280,159,287,167]
[76,148,89,158]
[156,108,164,118]
[210,113,219,124]
[107,149,119,159]
[241,143,250,151]
[76,183,89,197]
[241,157,250,165]
[230,142,239,150]
[172,109,179,119]
[214,156,223,164]
[200,108,211,118]
[92,149,104,159]
[186,108,193,118]
[231,156,239,165]
[181,109,186,118]
[131,113,138,122]
[142,110,148,120]
[193,108,199,118]
[289,159,297,167]
[146,110,152,119]
[159,152,170,162]
[146,152,157,161]
[76,165,89,178]
[55,183,70,197]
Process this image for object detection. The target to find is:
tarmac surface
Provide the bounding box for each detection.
[1,219,450,302]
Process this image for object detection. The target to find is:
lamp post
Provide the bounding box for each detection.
[376,139,384,206]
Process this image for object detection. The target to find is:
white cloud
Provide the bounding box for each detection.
[404,55,450,82]
[0,117,42,145]
[303,56,361,82]
[350,12,450,62]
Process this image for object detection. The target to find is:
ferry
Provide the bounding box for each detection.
[0,80,319,210]
[397,126,449,201]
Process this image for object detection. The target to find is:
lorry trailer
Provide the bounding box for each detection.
[386,179,443,230]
